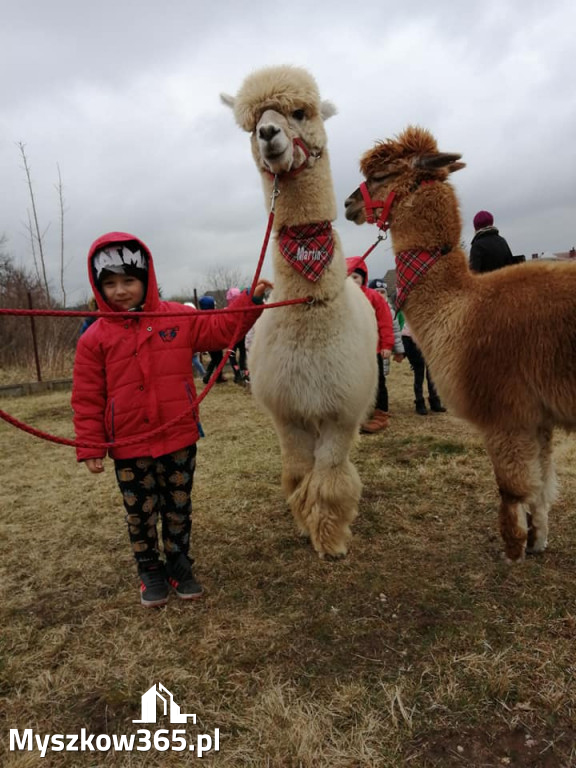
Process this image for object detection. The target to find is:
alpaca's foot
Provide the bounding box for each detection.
[288,465,358,560]
[317,550,347,561]
[526,538,548,555]
[501,551,526,564]
[312,525,351,560]
[499,500,529,564]
[526,513,548,554]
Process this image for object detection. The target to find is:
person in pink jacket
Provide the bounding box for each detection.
[346,257,395,433]
[72,232,270,607]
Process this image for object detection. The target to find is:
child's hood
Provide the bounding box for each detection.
[345,256,369,286]
[87,232,160,312]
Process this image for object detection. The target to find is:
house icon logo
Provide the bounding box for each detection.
[133,683,196,725]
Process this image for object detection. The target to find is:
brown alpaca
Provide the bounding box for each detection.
[344,124,576,563]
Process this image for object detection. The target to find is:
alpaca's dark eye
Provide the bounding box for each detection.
[292,109,305,120]
[372,172,394,183]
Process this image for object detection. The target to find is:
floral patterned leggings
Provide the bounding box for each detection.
[113,444,197,564]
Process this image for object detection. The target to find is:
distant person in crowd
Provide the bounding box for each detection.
[401,320,446,416]
[79,296,98,336]
[470,210,515,273]
[72,231,269,607]
[183,301,207,379]
[346,258,395,433]
[225,287,250,384]
[368,278,405,389]
[198,295,227,385]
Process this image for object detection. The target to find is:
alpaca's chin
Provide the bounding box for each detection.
[345,206,366,225]
[263,154,293,174]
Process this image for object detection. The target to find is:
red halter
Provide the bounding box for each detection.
[265,137,318,179]
[359,182,396,230]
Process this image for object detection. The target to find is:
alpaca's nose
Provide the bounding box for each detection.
[258,124,280,142]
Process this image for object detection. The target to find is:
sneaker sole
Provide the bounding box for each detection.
[172,587,204,601]
[140,593,169,608]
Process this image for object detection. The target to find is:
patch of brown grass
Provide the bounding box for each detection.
[1,367,576,766]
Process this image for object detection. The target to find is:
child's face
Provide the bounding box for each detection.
[101,273,145,309]
[350,273,363,287]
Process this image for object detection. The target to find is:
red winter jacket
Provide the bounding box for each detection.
[72,232,263,461]
[346,257,394,353]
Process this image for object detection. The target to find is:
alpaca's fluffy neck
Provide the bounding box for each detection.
[259,152,344,301]
[389,182,462,254]
[401,249,473,353]
[260,153,337,230]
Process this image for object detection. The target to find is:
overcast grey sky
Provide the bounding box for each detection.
[2,0,575,304]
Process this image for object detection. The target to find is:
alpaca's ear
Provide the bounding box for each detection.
[320,100,337,121]
[220,93,236,109]
[448,161,466,174]
[413,152,462,170]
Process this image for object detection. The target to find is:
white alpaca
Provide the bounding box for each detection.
[222,65,377,558]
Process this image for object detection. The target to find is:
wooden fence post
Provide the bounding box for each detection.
[27,291,42,382]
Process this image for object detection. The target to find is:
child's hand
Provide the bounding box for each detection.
[393,354,405,363]
[253,279,274,298]
[85,458,105,473]
[381,349,392,359]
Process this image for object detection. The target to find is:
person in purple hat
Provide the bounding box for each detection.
[470,210,515,273]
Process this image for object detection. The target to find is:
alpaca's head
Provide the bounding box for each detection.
[221,65,336,176]
[345,126,465,245]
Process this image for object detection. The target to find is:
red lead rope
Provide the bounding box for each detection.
[0,183,298,450]
[198,184,279,409]
[0,172,388,449]
[0,296,312,449]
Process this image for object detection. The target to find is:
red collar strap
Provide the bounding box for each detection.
[359,182,396,230]
[395,247,445,310]
[278,221,334,282]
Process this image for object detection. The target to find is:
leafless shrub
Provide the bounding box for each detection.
[0,244,78,381]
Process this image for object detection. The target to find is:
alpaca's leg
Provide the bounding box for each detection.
[271,417,316,534]
[527,426,556,554]
[290,420,361,558]
[483,430,541,562]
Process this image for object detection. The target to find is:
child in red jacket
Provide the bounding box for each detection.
[346,257,395,433]
[72,232,270,607]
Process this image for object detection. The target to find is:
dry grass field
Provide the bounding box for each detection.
[1,366,576,767]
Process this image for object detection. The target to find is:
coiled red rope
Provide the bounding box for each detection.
[0,297,309,320]
[0,296,311,449]
[1,180,384,449]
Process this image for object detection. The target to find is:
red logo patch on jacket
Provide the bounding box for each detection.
[159,326,179,342]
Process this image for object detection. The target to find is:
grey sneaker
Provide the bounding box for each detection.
[166,554,204,600]
[138,561,169,608]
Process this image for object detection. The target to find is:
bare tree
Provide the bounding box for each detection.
[26,209,42,286]
[201,265,251,305]
[55,163,67,306]
[17,141,51,305]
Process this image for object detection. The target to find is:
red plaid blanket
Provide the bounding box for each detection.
[278,221,334,282]
[395,248,443,310]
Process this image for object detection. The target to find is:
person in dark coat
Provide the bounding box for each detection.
[470,210,515,273]
[198,295,228,384]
